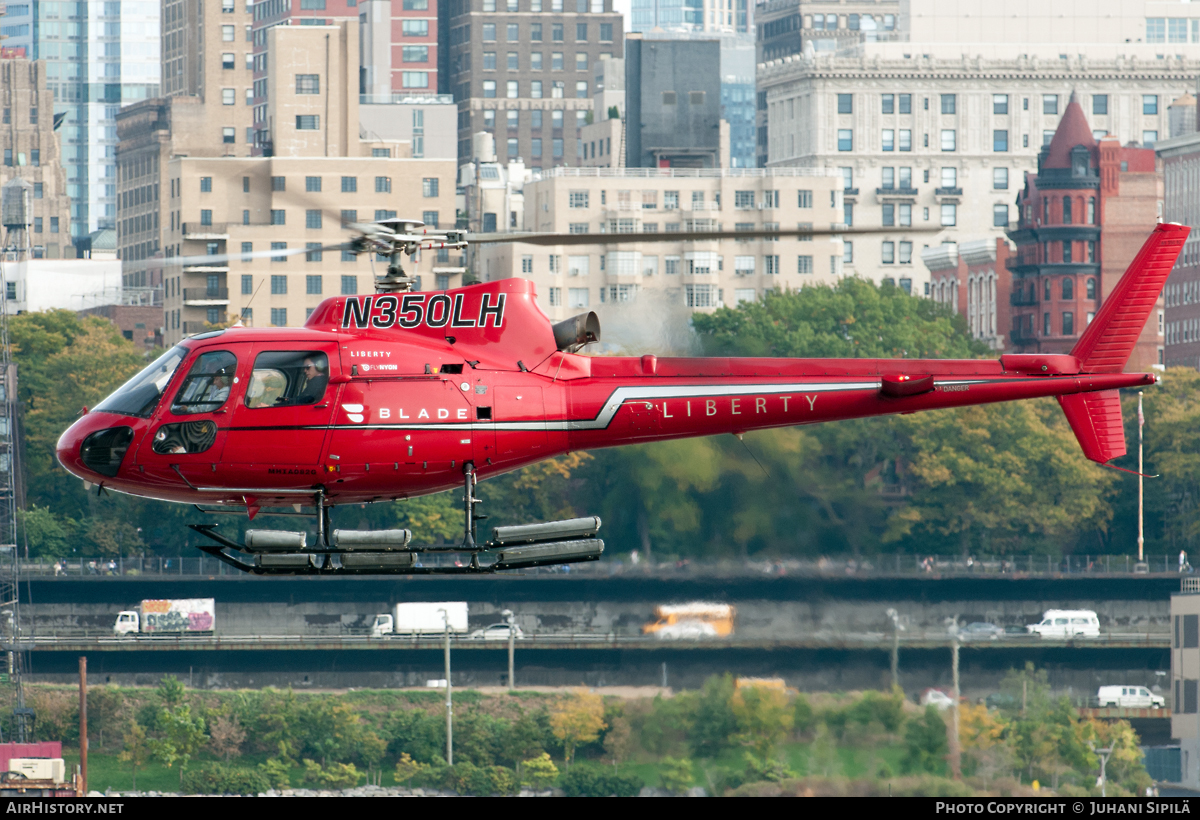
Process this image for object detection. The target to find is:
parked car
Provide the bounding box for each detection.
[1097,685,1165,709]
[1003,625,1028,636]
[920,689,955,710]
[985,692,1020,711]
[468,623,525,640]
[960,622,1004,641]
[1026,609,1100,638]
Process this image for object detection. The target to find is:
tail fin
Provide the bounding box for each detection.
[1058,223,1188,464]
[1058,390,1126,463]
[1069,222,1189,373]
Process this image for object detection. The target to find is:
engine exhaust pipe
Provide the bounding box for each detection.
[552,312,601,352]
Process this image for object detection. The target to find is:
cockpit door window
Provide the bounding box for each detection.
[171,351,238,415]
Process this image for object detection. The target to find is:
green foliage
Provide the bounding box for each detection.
[731,685,793,762]
[182,762,270,795]
[559,762,642,797]
[692,279,989,360]
[301,759,362,789]
[688,673,737,757]
[384,706,446,764]
[520,752,559,790]
[118,720,150,791]
[149,703,207,787]
[658,756,695,793]
[793,694,816,735]
[394,752,431,786]
[441,761,517,795]
[901,706,949,775]
[258,758,292,790]
[156,675,185,707]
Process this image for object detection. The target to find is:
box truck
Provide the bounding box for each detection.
[114,599,215,635]
[371,602,468,637]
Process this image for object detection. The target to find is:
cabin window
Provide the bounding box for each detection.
[170,351,238,415]
[245,351,330,408]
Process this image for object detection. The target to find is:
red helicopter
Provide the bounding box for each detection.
[55,218,1188,575]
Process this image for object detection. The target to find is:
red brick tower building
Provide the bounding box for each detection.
[1008,93,1163,371]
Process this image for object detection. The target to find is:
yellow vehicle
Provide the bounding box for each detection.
[642,603,735,639]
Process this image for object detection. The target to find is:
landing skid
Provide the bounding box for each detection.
[186,462,604,576]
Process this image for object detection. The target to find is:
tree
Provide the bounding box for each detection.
[151,703,208,789]
[901,705,949,775]
[659,756,695,793]
[394,752,431,787]
[118,720,150,791]
[208,714,246,762]
[730,684,793,763]
[692,279,990,360]
[17,506,73,559]
[550,691,607,766]
[602,716,635,767]
[520,752,559,790]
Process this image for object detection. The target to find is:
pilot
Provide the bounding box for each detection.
[296,355,329,403]
[203,367,233,406]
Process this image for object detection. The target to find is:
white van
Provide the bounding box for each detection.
[1097,685,1165,709]
[1026,609,1100,638]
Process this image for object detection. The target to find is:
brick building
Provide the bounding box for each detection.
[922,237,1014,351]
[1007,93,1163,371]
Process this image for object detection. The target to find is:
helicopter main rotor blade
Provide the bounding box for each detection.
[468,225,945,246]
[161,242,354,268]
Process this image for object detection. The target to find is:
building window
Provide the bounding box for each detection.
[1087,277,1096,299]
[483,80,496,98]
[341,276,357,295]
[483,52,497,70]
[940,94,955,114]
[940,130,956,151]
[994,168,1008,190]
[270,243,288,263]
[223,127,236,144]
[296,115,319,130]
[272,176,286,192]
[882,241,895,264]
[881,94,894,114]
[403,19,429,35]
[269,209,286,225]
[241,243,254,263]
[1062,196,1073,225]
[940,204,956,227]
[843,241,853,264]
[222,24,235,40]
[1143,130,1159,146]
[837,94,852,114]
[569,190,589,209]
[993,204,1008,227]
[899,94,911,114]
[993,94,1008,115]
[403,46,429,63]
[305,244,323,263]
[222,89,235,105]
[1043,95,1058,115]
[270,308,287,326]
[575,22,587,41]
[295,74,320,95]
[899,130,911,151]
[271,275,288,295]
[403,72,429,89]
[200,177,213,193]
[882,130,894,152]
[1063,242,1073,264]
[575,81,588,98]
[1062,311,1074,336]
[1146,17,1165,42]
[837,129,853,151]
[1062,277,1074,300]
[1144,95,1159,115]
[899,241,912,264]
[1093,94,1108,115]
[306,210,322,229]
[305,274,323,293]
[341,176,357,193]
[882,203,895,227]
[553,139,564,157]
[376,177,392,193]
[306,176,322,193]
[200,210,213,226]
[993,130,1008,152]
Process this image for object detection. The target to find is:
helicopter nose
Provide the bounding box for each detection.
[56,416,135,482]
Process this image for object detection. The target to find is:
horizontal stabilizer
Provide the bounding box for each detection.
[1057,390,1126,464]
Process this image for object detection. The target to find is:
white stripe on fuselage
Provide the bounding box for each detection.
[325,379,990,432]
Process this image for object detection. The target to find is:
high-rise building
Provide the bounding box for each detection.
[629,0,750,34]
[0,0,160,241]
[1007,96,1162,372]
[625,36,722,169]
[0,56,73,260]
[124,20,457,346]
[475,166,843,320]
[446,0,624,169]
[251,0,440,152]
[759,0,1200,293]
[1156,116,1200,370]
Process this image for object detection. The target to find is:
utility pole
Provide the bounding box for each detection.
[439,608,452,766]
[886,608,902,688]
[949,618,961,778]
[78,656,87,795]
[1094,745,1113,797]
[1138,391,1145,563]
[502,608,515,690]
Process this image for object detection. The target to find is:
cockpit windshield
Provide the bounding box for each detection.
[92,345,188,418]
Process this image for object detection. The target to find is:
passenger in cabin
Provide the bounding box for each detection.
[297,355,329,403]
[203,367,233,405]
